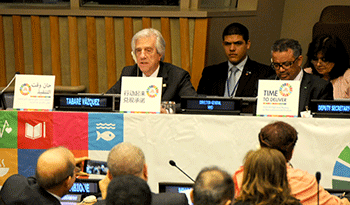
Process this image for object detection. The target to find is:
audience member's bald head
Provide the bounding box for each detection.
[107,142,146,180]
[192,166,234,205]
[36,146,75,195]
[259,121,298,162]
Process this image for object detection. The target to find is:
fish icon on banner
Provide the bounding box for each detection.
[96,123,116,141]
[96,131,115,141]
[89,113,123,151]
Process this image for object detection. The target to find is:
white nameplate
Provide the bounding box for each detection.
[13,74,55,110]
[120,76,162,113]
[256,80,300,117]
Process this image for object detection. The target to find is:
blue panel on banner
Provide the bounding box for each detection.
[88,113,124,150]
[333,161,350,177]
[18,149,45,177]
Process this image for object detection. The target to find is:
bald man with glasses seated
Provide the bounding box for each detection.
[269,38,333,114]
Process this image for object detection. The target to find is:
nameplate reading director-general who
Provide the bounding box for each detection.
[256,80,300,117]
[120,76,162,113]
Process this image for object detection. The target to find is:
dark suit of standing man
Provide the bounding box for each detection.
[106,28,196,104]
[197,23,274,97]
[270,38,333,113]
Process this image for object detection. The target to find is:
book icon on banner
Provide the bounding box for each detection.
[25,122,46,140]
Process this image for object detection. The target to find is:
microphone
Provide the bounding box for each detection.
[316,171,321,182]
[169,160,195,182]
[131,51,140,77]
[0,72,20,95]
[316,172,321,205]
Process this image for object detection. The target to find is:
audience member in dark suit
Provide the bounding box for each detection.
[191,166,234,205]
[106,28,196,104]
[104,175,152,205]
[0,174,41,205]
[197,23,274,97]
[233,148,300,205]
[0,147,82,205]
[269,38,333,113]
[97,142,189,205]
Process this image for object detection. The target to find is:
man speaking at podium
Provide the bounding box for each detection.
[106,28,196,104]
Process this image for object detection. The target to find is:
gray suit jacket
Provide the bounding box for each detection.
[106,62,197,103]
[94,193,188,205]
[151,193,188,205]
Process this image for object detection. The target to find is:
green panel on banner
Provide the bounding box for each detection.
[339,146,350,164]
[0,111,18,148]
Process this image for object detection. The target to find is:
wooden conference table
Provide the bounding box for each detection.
[0,110,349,192]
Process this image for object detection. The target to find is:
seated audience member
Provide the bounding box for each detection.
[233,148,300,205]
[270,39,333,113]
[197,23,274,97]
[105,175,152,205]
[191,166,234,205]
[0,146,85,205]
[97,142,188,205]
[304,34,350,98]
[233,121,350,205]
[106,28,197,103]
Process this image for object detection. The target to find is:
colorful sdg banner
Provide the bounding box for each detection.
[332,145,350,189]
[0,111,124,185]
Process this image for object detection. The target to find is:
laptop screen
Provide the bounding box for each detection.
[60,194,82,205]
[159,182,193,193]
[68,178,100,194]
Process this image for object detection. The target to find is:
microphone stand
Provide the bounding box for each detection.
[316,172,321,205]
[169,160,195,182]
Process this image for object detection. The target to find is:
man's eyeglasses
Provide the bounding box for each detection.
[271,57,299,70]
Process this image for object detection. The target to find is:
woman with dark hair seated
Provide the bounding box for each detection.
[233,148,300,205]
[304,34,350,98]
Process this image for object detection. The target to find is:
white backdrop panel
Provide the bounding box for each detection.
[123,114,350,192]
